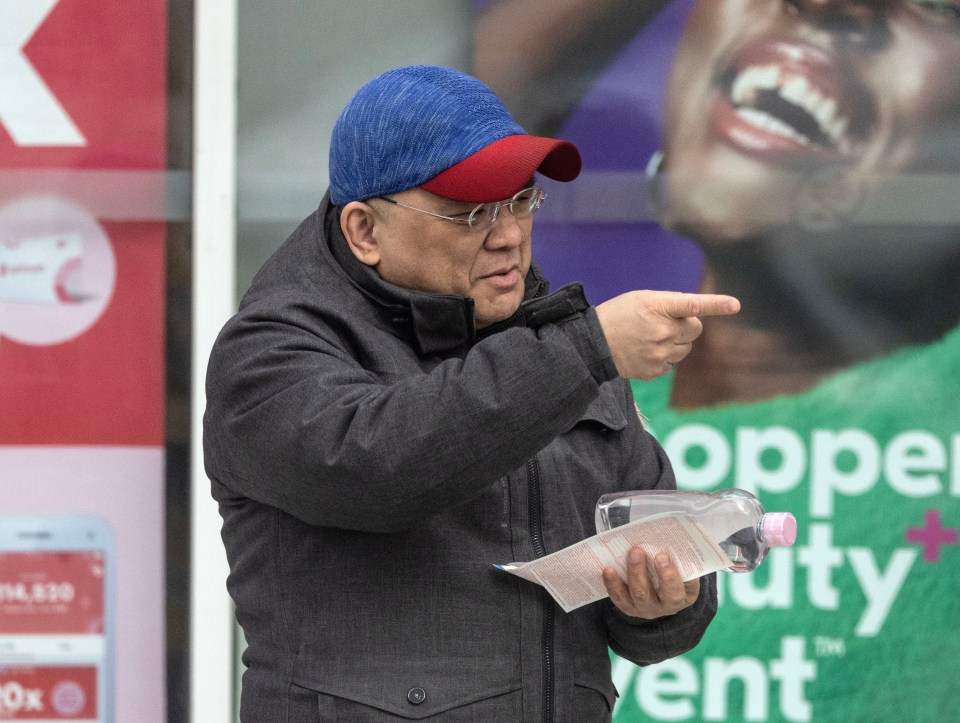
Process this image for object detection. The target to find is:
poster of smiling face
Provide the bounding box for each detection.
[475,1,960,720]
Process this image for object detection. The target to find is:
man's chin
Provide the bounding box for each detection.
[474,295,524,330]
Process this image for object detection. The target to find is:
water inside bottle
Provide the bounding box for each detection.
[718,527,763,572]
[598,499,633,530]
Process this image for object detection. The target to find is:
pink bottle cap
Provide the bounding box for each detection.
[763,513,797,547]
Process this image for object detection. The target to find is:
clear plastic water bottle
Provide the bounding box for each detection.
[595,488,797,573]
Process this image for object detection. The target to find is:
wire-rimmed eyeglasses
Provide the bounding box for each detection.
[377,187,546,230]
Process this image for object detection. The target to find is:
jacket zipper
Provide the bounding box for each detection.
[526,457,554,723]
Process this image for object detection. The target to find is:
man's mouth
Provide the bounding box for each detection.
[481,267,521,287]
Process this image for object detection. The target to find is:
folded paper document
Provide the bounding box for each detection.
[496,512,731,612]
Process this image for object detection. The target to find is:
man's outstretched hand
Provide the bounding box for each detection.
[595,290,740,381]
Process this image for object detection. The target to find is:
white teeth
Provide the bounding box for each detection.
[815,97,836,128]
[731,65,779,104]
[780,75,811,106]
[730,64,850,147]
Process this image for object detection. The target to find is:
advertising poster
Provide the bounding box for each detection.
[477,1,960,721]
[0,1,169,721]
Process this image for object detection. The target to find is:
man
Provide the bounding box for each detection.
[204,65,738,721]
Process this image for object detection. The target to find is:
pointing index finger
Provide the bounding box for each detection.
[664,293,740,319]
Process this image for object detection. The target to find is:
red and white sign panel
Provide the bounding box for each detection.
[0,1,170,720]
[0,551,105,635]
[0,0,167,166]
[0,0,168,446]
[0,666,98,721]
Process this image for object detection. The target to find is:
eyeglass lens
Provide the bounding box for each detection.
[468,188,543,228]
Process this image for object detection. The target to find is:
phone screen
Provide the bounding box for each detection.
[0,517,113,722]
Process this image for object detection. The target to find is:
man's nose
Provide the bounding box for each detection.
[484,206,525,247]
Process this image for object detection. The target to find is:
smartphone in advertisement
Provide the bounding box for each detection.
[0,516,114,722]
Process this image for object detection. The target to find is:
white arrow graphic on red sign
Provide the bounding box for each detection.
[0,0,85,146]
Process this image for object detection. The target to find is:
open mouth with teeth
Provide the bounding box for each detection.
[728,64,848,150]
[712,39,872,161]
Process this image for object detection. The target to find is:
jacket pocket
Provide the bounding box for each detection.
[308,686,523,721]
[571,680,615,722]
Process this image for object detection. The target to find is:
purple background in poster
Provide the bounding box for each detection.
[531,0,703,305]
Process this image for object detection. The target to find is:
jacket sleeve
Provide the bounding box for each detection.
[203,294,618,533]
[602,387,719,664]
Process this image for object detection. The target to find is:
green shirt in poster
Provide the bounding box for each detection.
[611,325,960,723]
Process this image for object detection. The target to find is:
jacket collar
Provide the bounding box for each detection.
[321,193,550,356]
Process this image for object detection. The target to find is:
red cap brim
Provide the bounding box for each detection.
[420,134,582,203]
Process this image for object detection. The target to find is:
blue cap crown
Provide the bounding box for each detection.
[328,66,529,204]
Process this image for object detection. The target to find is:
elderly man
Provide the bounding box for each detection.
[204,65,737,722]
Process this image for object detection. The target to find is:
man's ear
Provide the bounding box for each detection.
[340,201,381,267]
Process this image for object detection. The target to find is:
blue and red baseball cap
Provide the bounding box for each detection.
[328,65,581,205]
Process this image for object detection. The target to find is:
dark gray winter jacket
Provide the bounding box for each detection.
[203,193,717,722]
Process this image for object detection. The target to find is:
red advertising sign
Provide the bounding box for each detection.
[0,0,167,166]
[0,552,105,635]
[0,0,168,446]
[0,666,98,720]
[0,1,170,719]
